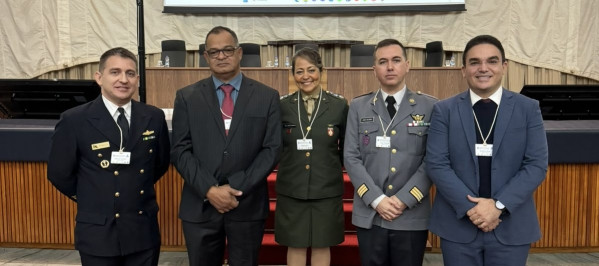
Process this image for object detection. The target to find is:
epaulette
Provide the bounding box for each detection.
[416,91,438,100]
[280,91,297,100]
[325,90,344,99]
[353,91,374,99]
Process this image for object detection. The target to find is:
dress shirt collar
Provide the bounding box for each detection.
[380,85,407,108]
[470,87,503,106]
[212,72,242,92]
[102,95,131,123]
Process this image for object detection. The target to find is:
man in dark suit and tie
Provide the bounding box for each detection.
[425,35,549,266]
[47,47,171,266]
[171,26,281,266]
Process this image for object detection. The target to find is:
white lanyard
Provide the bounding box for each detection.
[298,88,323,139]
[472,104,499,145]
[220,108,232,119]
[373,89,397,137]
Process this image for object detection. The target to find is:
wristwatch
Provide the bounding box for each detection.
[495,200,506,212]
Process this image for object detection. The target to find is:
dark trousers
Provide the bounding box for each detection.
[356,226,428,266]
[182,217,265,266]
[440,230,530,266]
[79,246,160,266]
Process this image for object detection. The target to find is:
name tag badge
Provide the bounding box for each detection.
[376,136,391,148]
[475,144,493,157]
[224,119,232,130]
[297,139,313,150]
[111,151,131,165]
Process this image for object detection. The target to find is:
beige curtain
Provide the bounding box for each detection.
[2,0,598,81]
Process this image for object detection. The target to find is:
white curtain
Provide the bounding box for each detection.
[0,0,597,80]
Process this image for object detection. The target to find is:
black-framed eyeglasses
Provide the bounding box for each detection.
[205,47,239,58]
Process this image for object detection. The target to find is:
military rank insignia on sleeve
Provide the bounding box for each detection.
[410,186,424,202]
[357,184,369,198]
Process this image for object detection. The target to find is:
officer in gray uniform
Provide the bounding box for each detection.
[344,39,437,266]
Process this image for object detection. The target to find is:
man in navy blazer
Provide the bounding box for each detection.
[171,26,281,266]
[47,47,171,265]
[425,35,548,266]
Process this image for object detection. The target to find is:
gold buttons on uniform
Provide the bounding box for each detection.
[97,153,103,158]
[149,149,153,154]
[391,130,397,135]
[388,185,393,190]
[114,171,119,176]
[115,213,120,218]
[138,211,143,215]
[306,152,310,157]
[114,192,120,197]
[140,169,145,174]
[305,165,310,170]
[392,149,397,154]
[140,190,145,195]
[391,167,396,173]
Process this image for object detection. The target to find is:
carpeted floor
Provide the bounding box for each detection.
[1,248,599,265]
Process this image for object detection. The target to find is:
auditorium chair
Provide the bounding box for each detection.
[161,40,186,67]
[424,41,444,67]
[350,44,375,67]
[239,43,261,67]
[198,43,208,67]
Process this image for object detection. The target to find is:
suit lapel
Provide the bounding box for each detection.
[87,96,121,147]
[391,89,416,129]
[227,75,253,139]
[198,80,227,138]
[311,90,329,122]
[458,91,478,166]
[126,101,151,150]
[370,90,388,123]
[491,89,515,156]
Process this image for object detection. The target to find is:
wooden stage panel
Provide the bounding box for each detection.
[145,67,468,108]
[1,161,599,251]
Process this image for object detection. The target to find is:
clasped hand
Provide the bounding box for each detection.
[466,195,502,232]
[206,185,243,214]
[375,196,406,221]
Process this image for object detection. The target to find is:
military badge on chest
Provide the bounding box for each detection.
[327,124,334,137]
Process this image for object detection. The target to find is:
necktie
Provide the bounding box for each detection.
[220,84,234,135]
[473,99,498,198]
[385,96,397,119]
[303,95,317,120]
[117,107,129,145]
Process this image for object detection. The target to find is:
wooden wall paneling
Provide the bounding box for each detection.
[242,68,290,96]
[2,158,599,251]
[341,68,378,101]
[587,164,599,247]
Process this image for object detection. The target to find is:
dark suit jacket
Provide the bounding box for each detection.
[277,90,348,200]
[47,96,170,256]
[171,74,281,223]
[426,89,548,245]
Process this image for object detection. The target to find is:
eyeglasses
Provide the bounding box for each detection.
[205,47,239,58]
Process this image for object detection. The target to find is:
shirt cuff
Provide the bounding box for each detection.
[371,194,385,209]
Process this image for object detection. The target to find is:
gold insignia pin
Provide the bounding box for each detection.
[411,114,425,122]
[409,98,415,104]
[100,160,110,168]
[142,130,154,136]
[91,141,110,150]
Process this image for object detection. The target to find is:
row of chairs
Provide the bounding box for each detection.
[160,40,445,67]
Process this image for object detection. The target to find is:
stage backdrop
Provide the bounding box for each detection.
[0,0,597,81]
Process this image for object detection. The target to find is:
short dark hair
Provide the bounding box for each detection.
[99,47,138,72]
[462,35,506,64]
[374,39,408,61]
[291,47,323,74]
[205,26,239,47]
